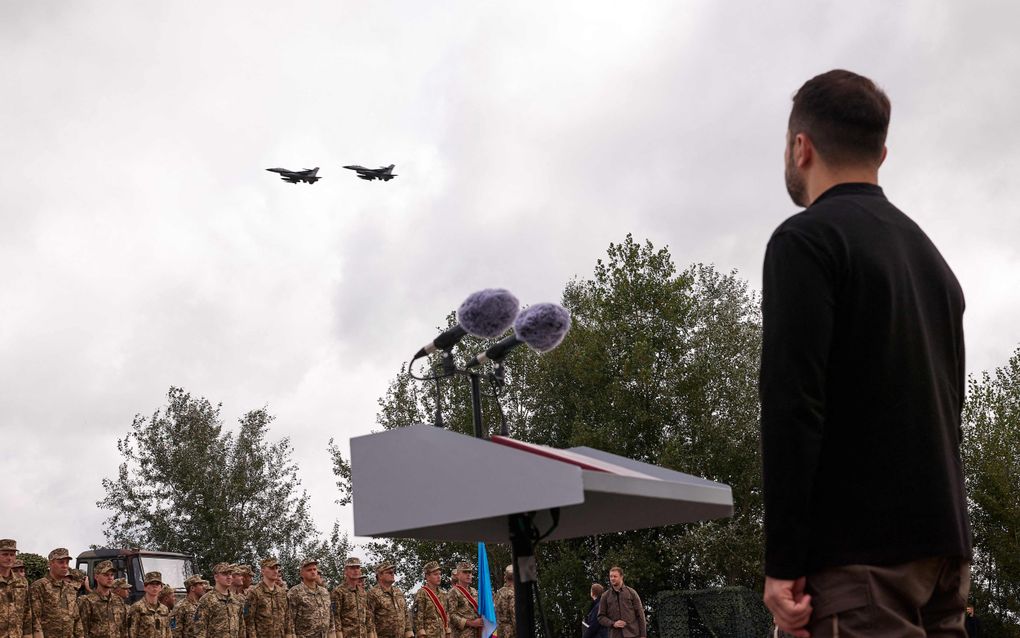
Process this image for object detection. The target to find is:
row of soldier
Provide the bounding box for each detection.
[0,541,517,638]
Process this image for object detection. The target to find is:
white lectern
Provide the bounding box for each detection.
[351,424,733,638]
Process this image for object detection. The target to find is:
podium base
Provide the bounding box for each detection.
[510,512,553,638]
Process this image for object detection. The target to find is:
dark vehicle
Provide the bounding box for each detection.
[76,548,195,603]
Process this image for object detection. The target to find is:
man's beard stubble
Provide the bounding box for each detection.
[785,148,808,208]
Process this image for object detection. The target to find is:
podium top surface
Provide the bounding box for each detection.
[350,424,733,544]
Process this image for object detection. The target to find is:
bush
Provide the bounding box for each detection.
[16,552,48,583]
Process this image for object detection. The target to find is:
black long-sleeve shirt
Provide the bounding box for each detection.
[760,182,971,579]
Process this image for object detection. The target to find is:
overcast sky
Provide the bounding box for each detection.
[3,0,1018,558]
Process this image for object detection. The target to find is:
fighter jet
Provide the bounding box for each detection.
[343,164,397,181]
[266,167,321,184]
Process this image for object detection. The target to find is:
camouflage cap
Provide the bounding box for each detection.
[160,585,174,598]
[184,575,207,590]
[48,548,72,561]
[260,557,280,569]
[227,563,241,575]
[455,562,474,573]
[13,559,25,569]
[504,565,513,576]
[374,562,396,575]
[238,565,253,576]
[212,562,233,574]
[113,578,131,590]
[95,560,116,575]
[68,568,86,580]
[423,561,441,575]
[300,557,319,569]
[144,571,163,585]
[0,539,17,552]
[357,568,367,580]
[344,557,362,568]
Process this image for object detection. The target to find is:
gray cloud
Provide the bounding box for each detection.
[2,0,1019,555]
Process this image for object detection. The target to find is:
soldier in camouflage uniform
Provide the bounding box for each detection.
[157,590,174,613]
[11,559,27,581]
[112,582,131,603]
[127,573,169,638]
[243,559,289,638]
[195,564,244,638]
[445,564,479,638]
[236,570,253,601]
[66,571,88,599]
[79,561,128,638]
[228,569,244,600]
[30,547,83,638]
[492,567,513,638]
[365,563,410,638]
[170,576,207,638]
[286,559,334,638]
[0,539,33,638]
[412,563,448,638]
[331,559,373,638]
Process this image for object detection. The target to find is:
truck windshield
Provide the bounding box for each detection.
[138,556,192,590]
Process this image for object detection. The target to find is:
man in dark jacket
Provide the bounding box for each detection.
[597,568,645,638]
[582,584,607,638]
[761,69,971,637]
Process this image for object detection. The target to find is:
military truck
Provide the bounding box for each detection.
[76,548,195,603]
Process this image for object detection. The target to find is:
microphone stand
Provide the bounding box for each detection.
[410,349,549,638]
[433,349,456,428]
[468,360,551,638]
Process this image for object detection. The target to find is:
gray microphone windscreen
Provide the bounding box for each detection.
[457,289,521,339]
[513,303,571,353]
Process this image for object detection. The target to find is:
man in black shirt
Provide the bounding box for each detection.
[760,70,971,637]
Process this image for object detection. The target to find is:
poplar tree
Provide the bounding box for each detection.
[98,387,317,577]
[962,347,1020,636]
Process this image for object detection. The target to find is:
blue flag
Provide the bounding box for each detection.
[477,542,498,638]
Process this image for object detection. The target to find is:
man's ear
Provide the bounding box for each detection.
[794,133,813,169]
[878,145,888,168]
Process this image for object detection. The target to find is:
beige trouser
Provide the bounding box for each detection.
[780,556,970,637]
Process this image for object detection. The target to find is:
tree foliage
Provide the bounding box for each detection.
[329,438,353,507]
[97,387,320,578]
[16,552,47,583]
[278,521,353,588]
[365,236,764,636]
[962,346,1020,636]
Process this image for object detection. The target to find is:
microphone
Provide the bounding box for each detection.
[463,303,571,368]
[464,334,520,368]
[413,289,520,360]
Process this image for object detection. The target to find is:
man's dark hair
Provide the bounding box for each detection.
[591,583,605,597]
[789,69,890,167]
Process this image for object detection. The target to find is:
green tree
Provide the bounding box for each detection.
[277,521,353,588]
[962,346,1020,637]
[16,552,47,583]
[364,236,764,637]
[98,387,318,578]
[328,438,352,507]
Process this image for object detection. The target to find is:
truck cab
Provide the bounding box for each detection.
[76,548,195,603]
